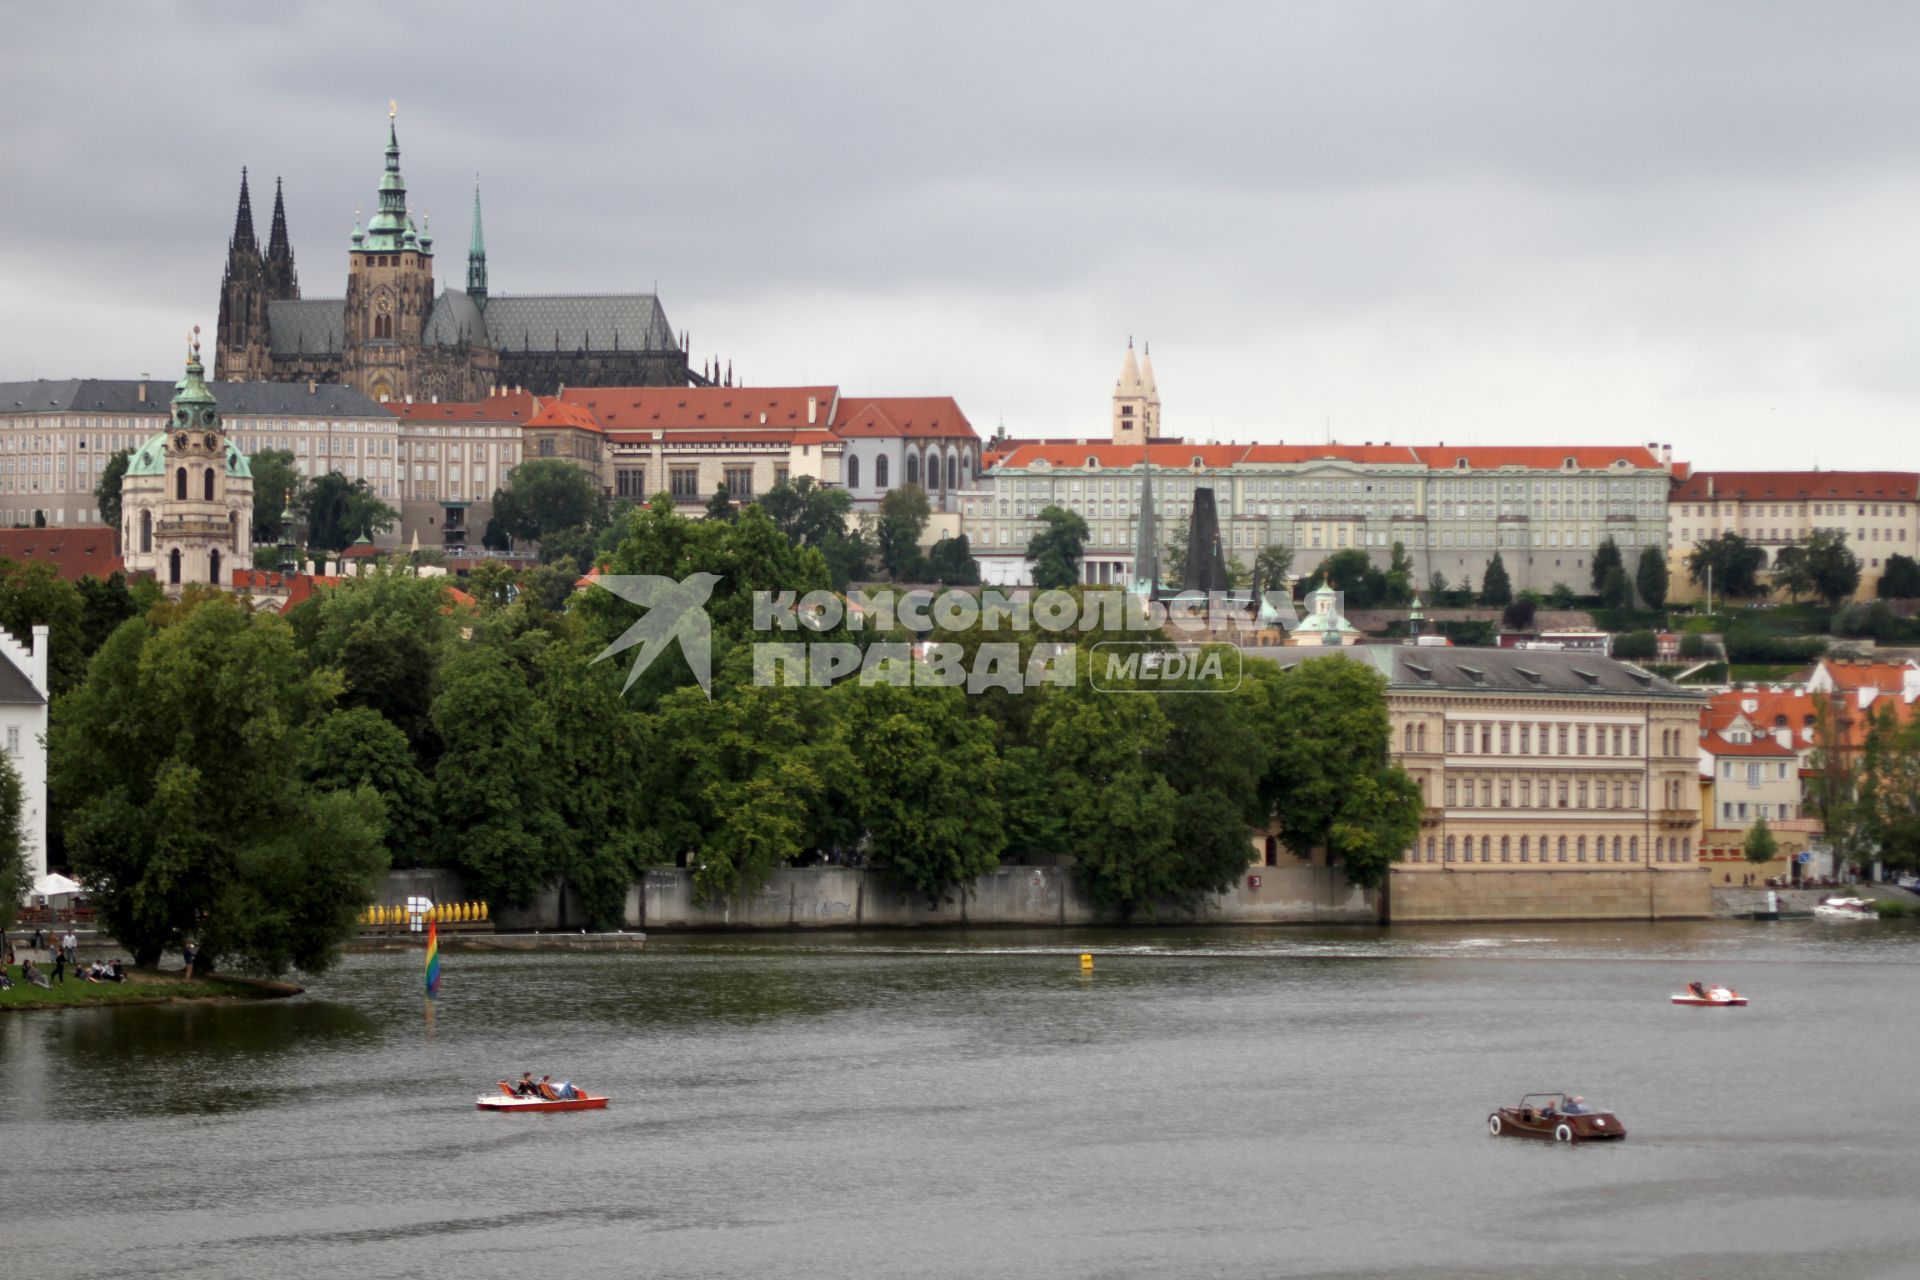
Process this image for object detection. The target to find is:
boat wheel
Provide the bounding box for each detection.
[1487,1114,1502,1135]
[1554,1123,1574,1143]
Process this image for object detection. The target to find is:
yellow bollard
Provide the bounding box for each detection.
[1080,952,1094,973]
[479,901,489,922]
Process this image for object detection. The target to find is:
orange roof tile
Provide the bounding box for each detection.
[1701,735,1797,758]
[0,527,123,581]
[992,442,1251,470]
[1243,444,1420,465]
[831,397,977,441]
[560,386,838,432]
[526,400,603,434]
[1413,445,1663,470]
[1817,659,1917,692]
[1673,471,1920,502]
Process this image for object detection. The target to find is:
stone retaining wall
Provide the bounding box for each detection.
[1386,867,1711,922]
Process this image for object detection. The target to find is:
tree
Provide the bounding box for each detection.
[0,559,88,694]
[704,484,736,522]
[1590,536,1624,595]
[1805,696,1868,877]
[1383,541,1416,605]
[1636,546,1669,610]
[1679,632,1711,659]
[1600,564,1634,611]
[877,485,932,580]
[465,560,519,611]
[1480,553,1512,607]
[1878,554,1920,600]
[1686,532,1765,599]
[51,594,387,973]
[1856,707,1920,873]
[836,680,1005,906]
[75,572,139,664]
[1501,598,1537,632]
[1612,630,1656,660]
[927,534,982,586]
[1742,816,1779,867]
[761,477,867,587]
[1302,549,1387,608]
[0,753,27,932]
[1026,505,1089,590]
[248,449,299,544]
[1798,528,1861,608]
[1546,582,1576,609]
[1771,544,1812,602]
[301,473,399,552]
[1428,571,1450,600]
[490,458,606,547]
[306,707,431,868]
[1245,656,1422,887]
[1254,544,1294,592]
[95,448,131,537]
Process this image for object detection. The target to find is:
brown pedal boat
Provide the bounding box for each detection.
[1488,1093,1625,1143]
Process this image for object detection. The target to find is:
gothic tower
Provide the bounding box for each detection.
[215,169,269,381]
[343,105,437,402]
[467,179,488,308]
[263,177,300,301]
[1111,338,1161,443]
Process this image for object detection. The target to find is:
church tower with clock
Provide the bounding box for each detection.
[341,104,446,402]
[120,331,255,594]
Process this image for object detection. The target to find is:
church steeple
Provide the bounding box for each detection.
[230,168,259,256]
[263,177,299,300]
[1112,337,1157,443]
[1129,459,1160,597]
[359,102,414,251]
[467,179,489,307]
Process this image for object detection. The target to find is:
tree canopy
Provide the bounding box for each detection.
[1635,546,1669,610]
[1480,553,1512,606]
[490,458,607,550]
[301,473,399,552]
[1027,505,1089,590]
[1687,532,1765,599]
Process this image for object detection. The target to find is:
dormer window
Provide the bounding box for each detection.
[1086,457,1100,469]
[1459,665,1485,684]
[1456,458,1469,470]
[1191,456,1204,469]
[1563,457,1577,470]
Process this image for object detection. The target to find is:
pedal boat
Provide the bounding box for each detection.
[477,1084,608,1113]
[1671,985,1747,1007]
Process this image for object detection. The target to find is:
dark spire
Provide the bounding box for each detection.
[467,178,489,307]
[230,168,259,255]
[264,177,299,299]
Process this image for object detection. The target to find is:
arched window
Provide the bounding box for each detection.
[1500,837,1511,862]
[1424,837,1435,863]
[203,467,215,501]
[1629,836,1639,862]
[209,548,222,585]
[139,509,152,554]
[1576,837,1587,862]
[1444,836,1455,862]
[1681,837,1691,859]
[876,454,889,489]
[905,451,920,489]
[1613,837,1623,862]
[1403,724,1415,751]
[1480,836,1491,862]
[1263,835,1278,866]
[947,455,958,491]
[1519,836,1529,862]
[231,511,243,554]
[847,455,860,490]
[1557,836,1568,862]
[176,467,187,500]
[168,548,181,585]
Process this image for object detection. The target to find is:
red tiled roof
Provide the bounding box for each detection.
[340,543,384,559]
[831,397,977,441]
[391,392,537,423]
[526,400,603,434]
[608,429,823,446]
[0,527,123,581]
[1412,445,1663,470]
[230,570,342,609]
[991,442,1251,470]
[1242,444,1420,464]
[1672,471,1920,503]
[560,386,838,432]
[1700,735,1797,758]
[1703,689,1818,737]
[1816,659,1917,692]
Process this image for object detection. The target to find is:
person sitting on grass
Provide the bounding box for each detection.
[106,959,126,983]
[0,969,14,990]
[22,958,49,989]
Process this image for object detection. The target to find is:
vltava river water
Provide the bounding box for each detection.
[4,920,1917,1279]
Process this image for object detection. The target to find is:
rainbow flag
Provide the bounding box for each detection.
[424,917,441,998]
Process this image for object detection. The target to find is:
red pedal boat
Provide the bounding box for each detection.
[1670,983,1747,1007]
[477,1082,608,1112]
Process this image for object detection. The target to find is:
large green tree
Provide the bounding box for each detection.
[95,449,132,536]
[1253,543,1294,592]
[248,448,300,544]
[876,485,932,580]
[51,594,387,972]
[1590,536,1624,595]
[306,706,432,869]
[491,458,606,543]
[0,753,27,932]
[1877,554,1920,600]
[1245,656,1422,887]
[927,534,981,586]
[1026,505,1090,591]
[761,477,868,586]
[0,559,88,694]
[1687,532,1765,599]
[1480,553,1513,606]
[1742,816,1779,867]
[1636,546,1669,610]
[1793,528,1861,608]
[301,473,399,552]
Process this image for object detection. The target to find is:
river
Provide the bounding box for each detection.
[3,920,1916,1279]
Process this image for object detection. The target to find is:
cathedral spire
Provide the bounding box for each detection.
[467,178,489,307]
[360,101,412,250]
[230,168,259,255]
[264,177,299,299]
[1128,459,1160,597]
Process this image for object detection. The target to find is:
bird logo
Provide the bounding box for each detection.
[589,573,721,695]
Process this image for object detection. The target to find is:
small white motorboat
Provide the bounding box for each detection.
[1671,983,1747,1007]
[1813,897,1878,921]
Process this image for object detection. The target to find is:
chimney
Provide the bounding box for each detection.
[1707,476,1715,498]
[808,395,818,425]
[308,379,317,394]
[137,384,147,404]
[28,624,48,697]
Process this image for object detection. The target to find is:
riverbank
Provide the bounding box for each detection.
[0,966,301,1012]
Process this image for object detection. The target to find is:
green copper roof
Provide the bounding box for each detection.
[466,180,488,301]
[358,108,419,252]
[124,341,252,479]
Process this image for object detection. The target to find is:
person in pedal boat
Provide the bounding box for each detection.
[513,1072,539,1097]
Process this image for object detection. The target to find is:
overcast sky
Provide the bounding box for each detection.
[5,2,1918,469]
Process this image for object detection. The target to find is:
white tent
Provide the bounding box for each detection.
[32,872,82,898]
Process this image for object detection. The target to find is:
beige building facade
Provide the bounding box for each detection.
[1666,470,1920,601]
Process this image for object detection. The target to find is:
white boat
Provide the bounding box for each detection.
[1813,897,1879,920]
[1671,983,1747,1007]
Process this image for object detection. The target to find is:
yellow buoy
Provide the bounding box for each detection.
[1080,952,1094,972]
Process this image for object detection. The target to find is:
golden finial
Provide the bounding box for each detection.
[390,99,397,119]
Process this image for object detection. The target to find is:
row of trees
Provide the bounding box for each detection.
[36,497,1422,975]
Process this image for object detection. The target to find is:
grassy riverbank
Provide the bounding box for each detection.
[1,966,300,1011]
